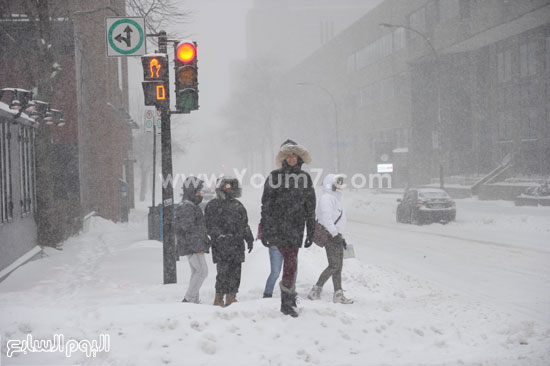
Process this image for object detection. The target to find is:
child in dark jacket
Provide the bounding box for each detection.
[176,176,210,303]
[204,177,254,307]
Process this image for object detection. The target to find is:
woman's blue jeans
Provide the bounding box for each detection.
[263,247,297,295]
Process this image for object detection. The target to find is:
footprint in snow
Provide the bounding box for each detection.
[190,320,207,332]
[200,340,217,355]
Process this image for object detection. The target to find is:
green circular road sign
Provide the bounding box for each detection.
[108,19,144,55]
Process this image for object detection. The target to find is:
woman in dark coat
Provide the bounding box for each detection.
[260,139,316,317]
[204,177,254,307]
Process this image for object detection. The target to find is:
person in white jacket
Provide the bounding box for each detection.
[308,174,353,304]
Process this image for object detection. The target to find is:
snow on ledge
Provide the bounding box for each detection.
[0,246,42,281]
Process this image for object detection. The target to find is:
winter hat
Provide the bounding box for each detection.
[215,176,242,200]
[275,139,312,168]
[182,176,204,203]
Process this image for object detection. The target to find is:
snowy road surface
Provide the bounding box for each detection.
[343,192,550,324]
[0,188,549,365]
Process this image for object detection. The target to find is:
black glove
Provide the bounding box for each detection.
[304,237,313,248]
[261,237,270,247]
[247,241,253,253]
[342,238,348,250]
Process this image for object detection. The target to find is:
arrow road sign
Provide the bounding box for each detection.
[106,17,146,57]
[115,26,133,47]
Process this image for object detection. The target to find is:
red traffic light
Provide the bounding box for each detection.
[176,42,196,63]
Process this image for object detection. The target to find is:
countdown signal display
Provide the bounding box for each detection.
[141,54,169,107]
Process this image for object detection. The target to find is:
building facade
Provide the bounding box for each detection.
[280,0,550,186]
[238,0,382,175]
[0,0,135,273]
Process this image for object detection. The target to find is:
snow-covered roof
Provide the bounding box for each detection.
[0,101,38,128]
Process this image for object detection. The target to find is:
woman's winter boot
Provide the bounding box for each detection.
[307,285,322,300]
[213,293,225,307]
[280,282,298,317]
[225,293,237,306]
[333,289,353,304]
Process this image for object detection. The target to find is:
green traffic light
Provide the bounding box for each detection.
[176,89,199,110]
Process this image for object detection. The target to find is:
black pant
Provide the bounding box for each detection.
[315,237,343,291]
[215,262,242,294]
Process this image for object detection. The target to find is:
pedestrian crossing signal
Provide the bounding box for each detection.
[141,54,169,107]
[142,81,168,106]
[141,55,168,81]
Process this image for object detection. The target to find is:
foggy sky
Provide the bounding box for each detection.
[128,0,253,177]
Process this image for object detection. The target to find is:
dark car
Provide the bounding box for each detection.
[396,188,456,224]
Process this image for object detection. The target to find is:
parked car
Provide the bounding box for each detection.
[396,188,456,224]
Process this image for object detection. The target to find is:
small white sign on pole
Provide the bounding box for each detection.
[156,110,162,135]
[144,109,154,132]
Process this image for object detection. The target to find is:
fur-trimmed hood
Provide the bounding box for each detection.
[215,177,242,200]
[322,173,344,200]
[275,139,312,168]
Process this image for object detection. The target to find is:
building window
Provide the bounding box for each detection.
[347,53,356,74]
[497,49,512,83]
[381,33,393,58]
[393,27,406,51]
[1,122,13,223]
[320,20,334,44]
[459,0,471,20]
[18,126,34,216]
[426,1,439,31]
[520,41,537,78]
[497,89,514,141]
[409,7,426,34]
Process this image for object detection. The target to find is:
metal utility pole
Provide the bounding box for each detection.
[157,31,177,284]
[142,32,199,284]
[152,124,156,207]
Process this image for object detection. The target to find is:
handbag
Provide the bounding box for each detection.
[313,210,343,247]
[343,244,355,259]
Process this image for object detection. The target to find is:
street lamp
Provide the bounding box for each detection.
[379,22,444,188]
[297,82,341,173]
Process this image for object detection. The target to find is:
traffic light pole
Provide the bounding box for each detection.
[143,32,198,284]
[158,31,177,284]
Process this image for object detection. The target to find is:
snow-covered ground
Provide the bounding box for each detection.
[1,188,549,366]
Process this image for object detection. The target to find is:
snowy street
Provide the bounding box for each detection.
[0,188,549,365]
[344,191,550,324]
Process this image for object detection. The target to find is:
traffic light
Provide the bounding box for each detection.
[174,41,198,112]
[141,54,169,107]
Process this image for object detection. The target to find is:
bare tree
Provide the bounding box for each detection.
[127,0,191,39]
